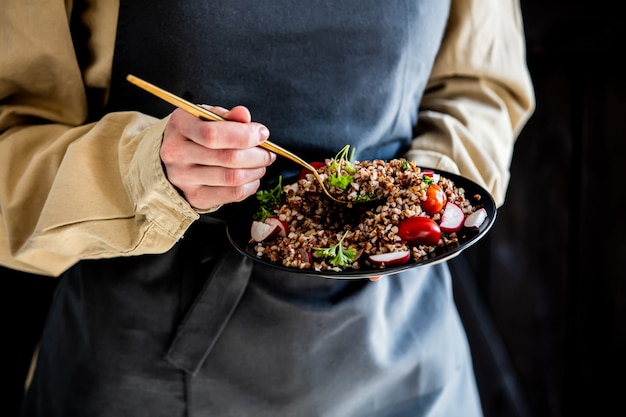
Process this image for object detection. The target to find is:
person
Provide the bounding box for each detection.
[1,0,534,415]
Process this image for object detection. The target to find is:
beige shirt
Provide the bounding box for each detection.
[0,0,535,277]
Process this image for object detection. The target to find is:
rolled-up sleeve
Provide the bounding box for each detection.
[405,0,535,206]
[0,0,199,276]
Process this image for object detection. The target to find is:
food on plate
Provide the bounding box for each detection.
[248,146,488,272]
[397,216,441,246]
[368,251,411,267]
[464,207,488,230]
[439,202,465,233]
[421,184,447,215]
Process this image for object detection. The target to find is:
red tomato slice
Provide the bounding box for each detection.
[397,216,442,246]
[421,184,447,215]
[298,161,326,180]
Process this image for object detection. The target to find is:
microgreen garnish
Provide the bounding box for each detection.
[314,232,358,267]
[327,173,353,189]
[354,193,376,203]
[253,176,283,222]
[327,145,356,189]
[422,175,434,187]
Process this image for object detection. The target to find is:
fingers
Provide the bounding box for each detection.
[169,108,269,150]
[165,163,269,192]
[369,275,383,281]
[162,139,275,169]
[215,105,252,123]
[161,106,276,210]
[180,180,264,209]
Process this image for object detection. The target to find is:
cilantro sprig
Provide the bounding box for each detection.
[253,176,283,222]
[314,232,358,268]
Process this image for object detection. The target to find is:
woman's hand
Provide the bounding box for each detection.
[161,105,276,210]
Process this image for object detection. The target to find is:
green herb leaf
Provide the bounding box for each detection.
[314,232,358,268]
[252,206,274,223]
[327,145,357,190]
[253,176,283,221]
[328,173,354,189]
[353,193,376,203]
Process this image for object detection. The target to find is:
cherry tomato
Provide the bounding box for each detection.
[298,161,326,180]
[421,184,447,215]
[398,216,441,246]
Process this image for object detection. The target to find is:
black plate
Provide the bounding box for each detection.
[226,168,496,279]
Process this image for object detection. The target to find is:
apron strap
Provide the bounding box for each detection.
[165,247,252,375]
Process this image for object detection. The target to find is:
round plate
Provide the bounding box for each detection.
[226,168,496,279]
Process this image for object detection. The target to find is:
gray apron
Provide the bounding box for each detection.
[22,0,484,415]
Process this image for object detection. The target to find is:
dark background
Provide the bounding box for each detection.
[452,1,626,416]
[4,1,625,416]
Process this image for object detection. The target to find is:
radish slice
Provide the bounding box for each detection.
[297,248,312,263]
[251,220,280,242]
[464,208,488,229]
[264,217,289,237]
[440,202,464,233]
[368,251,411,267]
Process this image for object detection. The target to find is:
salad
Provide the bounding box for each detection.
[248,146,488,272]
